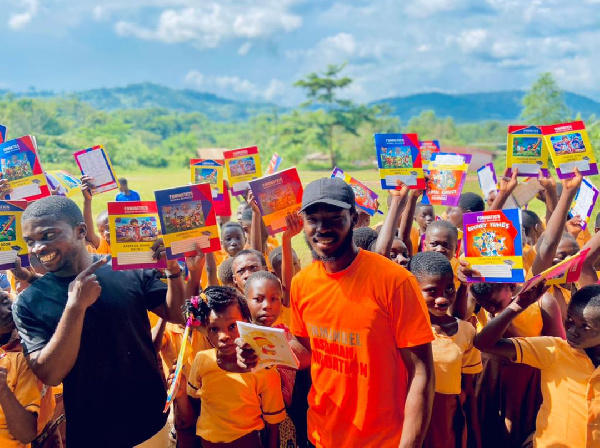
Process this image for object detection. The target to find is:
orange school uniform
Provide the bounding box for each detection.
[159,323,211,379]
[290,250,433,447]
[511,337,600,447]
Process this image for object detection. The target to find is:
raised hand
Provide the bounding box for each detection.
[515,280,548,310]
[80,175,94,200]
[247,189,260,213]
[537,170,556,192]
[498,168,518,194]
[562,167,583,193]
[67,257,107,310]
[0,174,12,200]
[11,256,42,285]
[566,215,583,237]
[282,212,303,239]
[185,243,206,275]
[456,260,481,283]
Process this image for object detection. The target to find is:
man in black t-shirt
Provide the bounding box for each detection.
[11,196,187,448]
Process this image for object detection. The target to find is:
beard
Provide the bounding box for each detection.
[305,228,354,263]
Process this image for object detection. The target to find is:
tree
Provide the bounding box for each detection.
[520,73,571,125]
[294,63,371,168]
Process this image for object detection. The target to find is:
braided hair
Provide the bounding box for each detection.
[185,286,251,327]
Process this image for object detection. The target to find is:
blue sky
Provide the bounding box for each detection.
[2,0,600,105]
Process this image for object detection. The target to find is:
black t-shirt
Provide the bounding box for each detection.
[13,257,168,448]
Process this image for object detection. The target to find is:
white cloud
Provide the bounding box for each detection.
[115,1,302,47]
[455,29,488,53]
[183,70,286,101]
[238,42,253,56]
[405,0,460,18]
[8,0,38,30]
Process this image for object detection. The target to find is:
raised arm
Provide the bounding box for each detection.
[204,252,219,287]
[26,258,106,386]
[397,189,422,258]
[375,181,410,258]
[81,176,100,249]
[184,244,206,297]
[247,190,264,253]
[474,281,547,358]
[489,168,518,210]
[150,239,186,325]
[398,343,434,448]
[281,212,303,307]
[578,228,600,287]
[532,169,582,275]
[538,171,558,225]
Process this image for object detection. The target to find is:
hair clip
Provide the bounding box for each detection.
[190,296,200,309]
[199,292,208,303]
[187,316,201,327]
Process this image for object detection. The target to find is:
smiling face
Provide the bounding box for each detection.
[205,303,244,357]
[418,273,456,317]
[233,254,264,291]
[303,204,356,262]
[22,217,87,277]
[246,278,282,328]
[221,226,246,257]
[424,227,457,261]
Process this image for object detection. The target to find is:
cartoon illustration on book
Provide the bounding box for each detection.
[229,157,257,176]
[115,217,159,243]
[161,202,206,233]
[257,184,297,216]
[0,215,16,242]
[193,168,218,185]
[380,146,413,168]
[1,154,33,181]
[512,137,542,157]
[431,170,457,190]
[472,231,507,257]
[550,133,586,156]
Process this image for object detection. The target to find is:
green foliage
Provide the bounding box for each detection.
[520,73,572,125]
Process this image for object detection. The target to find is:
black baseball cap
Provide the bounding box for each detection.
[301,177,355,212]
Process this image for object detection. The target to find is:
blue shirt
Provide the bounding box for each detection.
[115,190,141,201]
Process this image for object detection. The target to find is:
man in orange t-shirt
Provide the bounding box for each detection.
[290,178,434,448]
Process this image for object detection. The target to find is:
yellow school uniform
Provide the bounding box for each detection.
[410,226,420,254]
[187,349,286,443]
[432,320,482,394]
[201,249,228,287]
[523,244,536,273]
[476,301,543,338]
[159,323,211,379]
[96,237,111,255]
[511,337,600,447]
[450,257,462,291]
[578,228,591,248]
[0,346,42,448]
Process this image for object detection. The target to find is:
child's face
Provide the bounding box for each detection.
[233,254,264,291]
[415,206,434,231]
[475,285,513,316]
[236,204,249,222]
[205,303,244,356]
[246,278,282,327]
[0,294,15,344]
[424,227,457,261]
[96,216,110,245]
[390,238,409,267]
[565,302,600,349]
[418,273,456,317]
[553,238,580,265]
[221,227,245,257]
[445,206,463,228]
[241,219,251,242]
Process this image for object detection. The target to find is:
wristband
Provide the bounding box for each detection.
[166,269,184,279]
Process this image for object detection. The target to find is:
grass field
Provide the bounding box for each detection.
[76,165,597,266]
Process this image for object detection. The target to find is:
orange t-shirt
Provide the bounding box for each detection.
[290,250,433,447]
[96,237,111,255]
[410,226,420,254]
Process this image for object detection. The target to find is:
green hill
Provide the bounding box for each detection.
[371,90,600,123]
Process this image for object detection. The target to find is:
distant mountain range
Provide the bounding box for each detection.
[2,83,599,123]
[371,90,600,123]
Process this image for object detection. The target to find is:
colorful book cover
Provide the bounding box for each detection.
[374,133,425,190]
[248,167,303,235]
[419,140,440,169]
[237,321,299,370]
[264,153,282,176]
[331,167,380,216]
[426,153,471,206]
[0,201,29,270]
[541,121,598,178]
[107,201,166,271]
[74,145,118,195]
[463,209,524,283]
[190,159,224,201]
[521,248,590,293]
[477,163,498,200]
[45,170,81,197]
[0,136,50,201]
[154,183,220,259]
[569,178,599,230]
[0,125,6,144]
[223,146,262,196]
[506,125,549,177]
